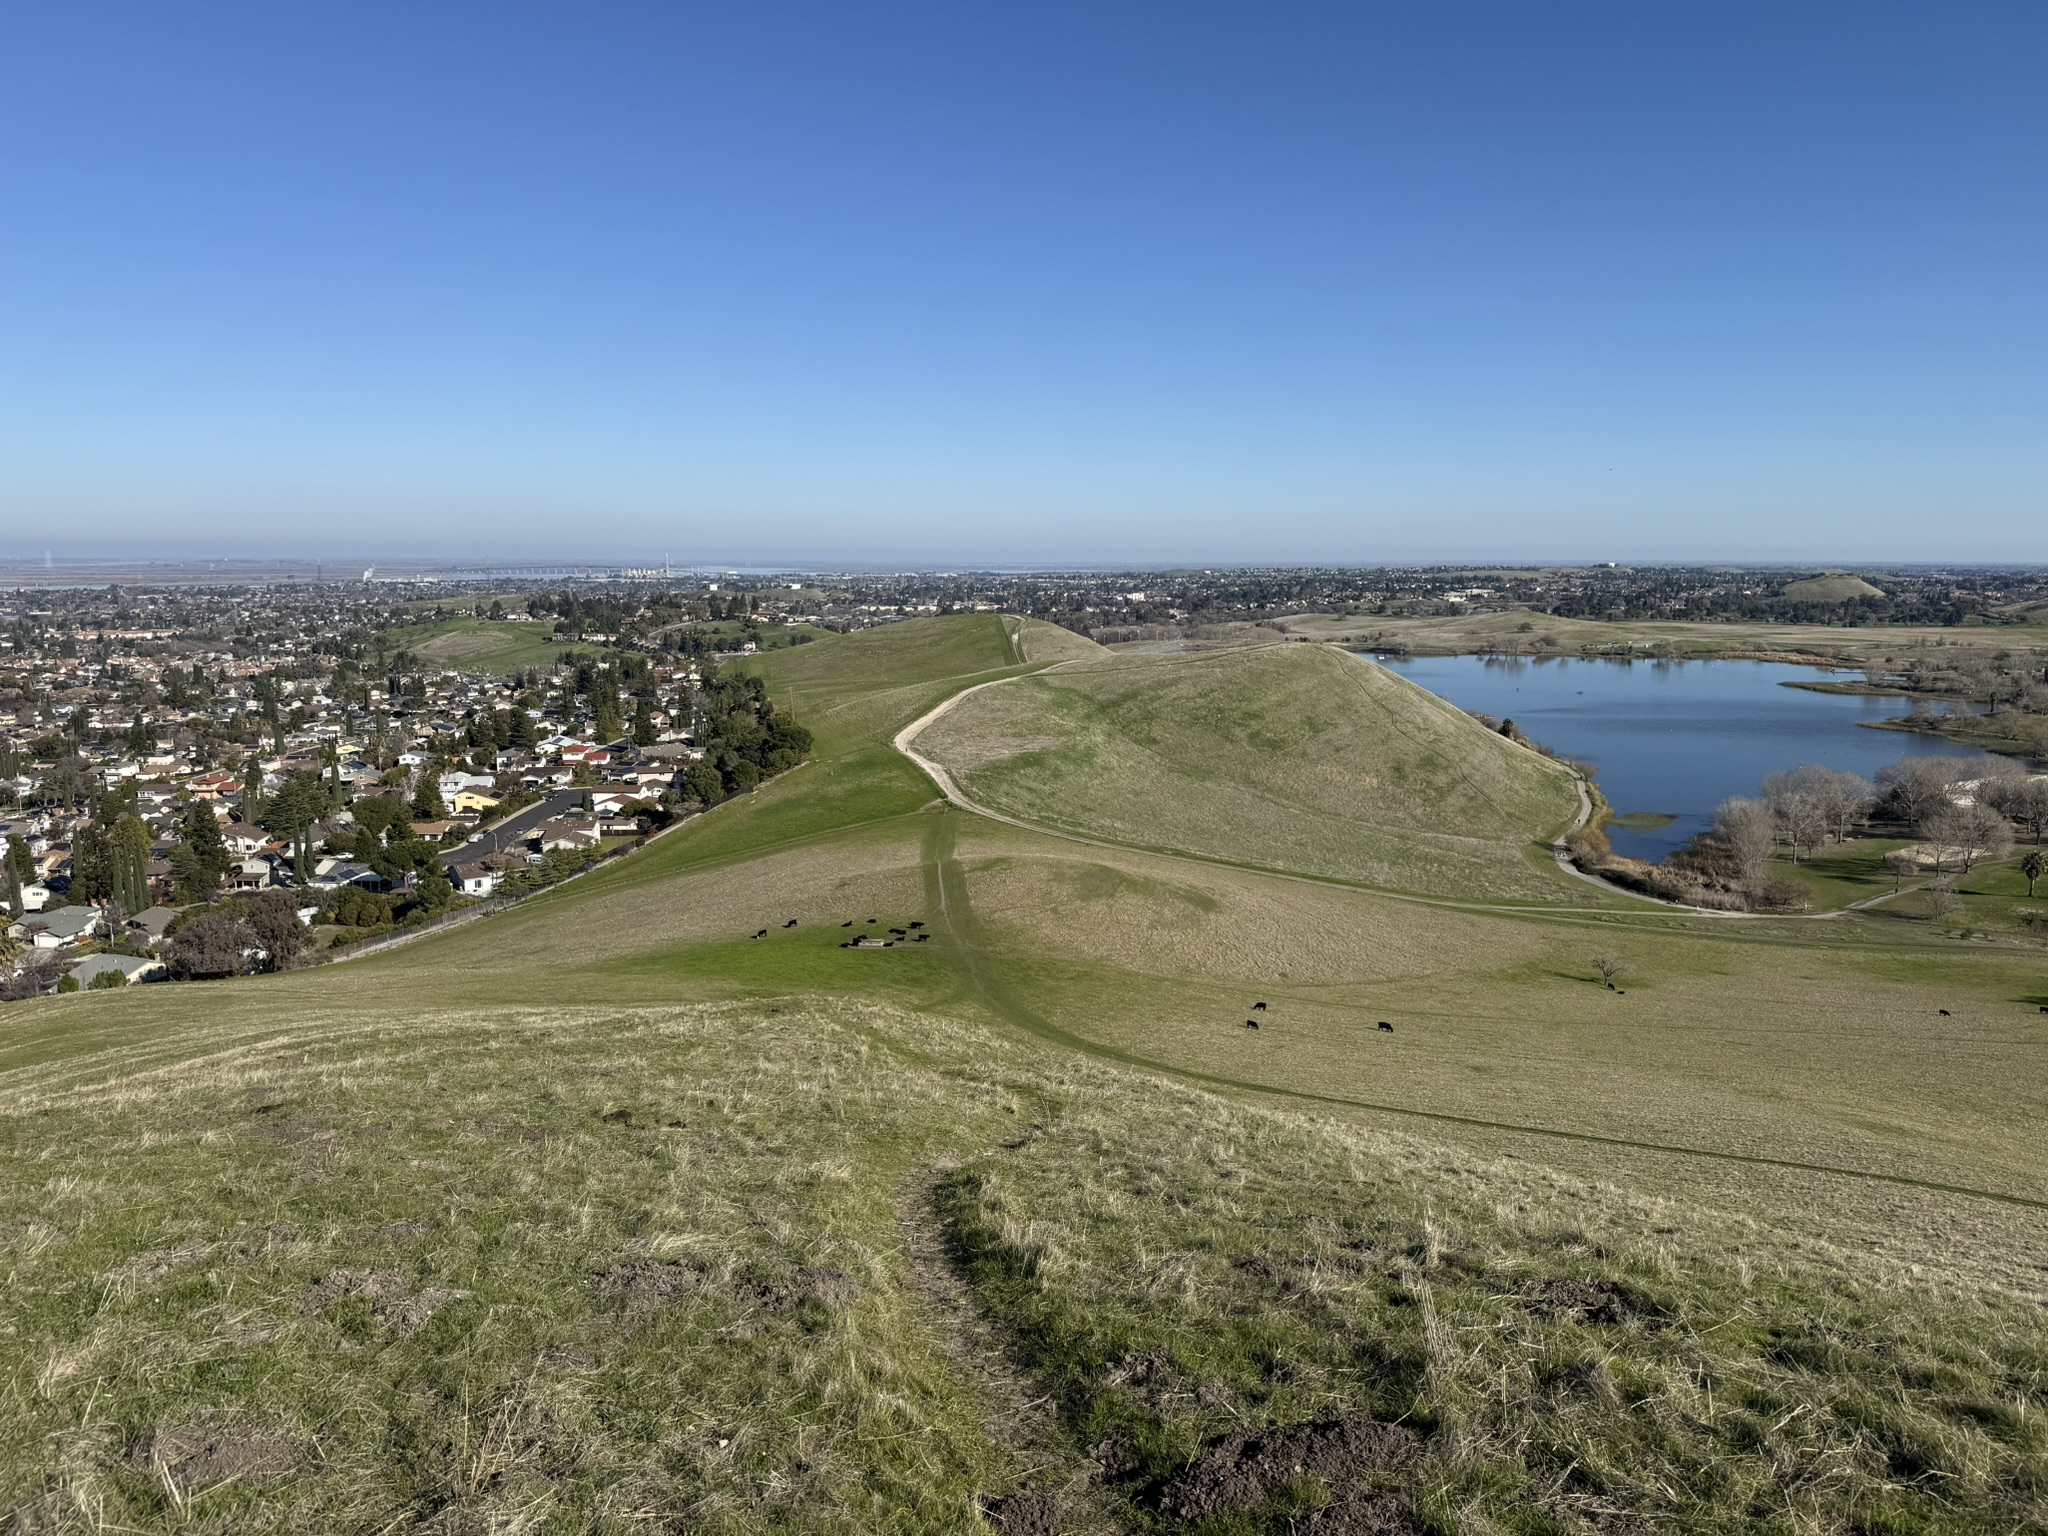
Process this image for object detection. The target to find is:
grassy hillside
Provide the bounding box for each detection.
[6,614,2048,1533]
[916,643,1585,901]
[1781,573,1886,602]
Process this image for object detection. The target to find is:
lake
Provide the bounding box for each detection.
[1367,654,1995,861]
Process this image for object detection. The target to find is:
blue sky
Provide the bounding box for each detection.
[2,2,2042,565]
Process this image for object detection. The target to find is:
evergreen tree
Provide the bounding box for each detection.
[110,815,151,918]
[242,755,265,822]
[70,822,111,905]
[411,773,447,821]
[173,800,230,902]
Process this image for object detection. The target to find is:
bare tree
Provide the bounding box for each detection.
[1954,804,2014,874]
[1876,756,1987,827]
[1917,804,1969,874]
[1883,847,1920,892]
[1713,797,1778,889]
[1591,953,1631,989]
[1923,877,1960,924]
[1762,765,1870,850]
[1982,775,2048,846]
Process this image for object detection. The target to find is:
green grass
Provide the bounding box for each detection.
[6,614,2048,1533]
[916,642,1587,902]
[389,616,565,674]
[1773,838,1916,911]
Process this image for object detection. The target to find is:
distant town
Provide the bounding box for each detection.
[5,563,2046,998]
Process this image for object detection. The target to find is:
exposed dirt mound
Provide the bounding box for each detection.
[593,1259,705,1309]
[128,1425,298,1485]
[1516,1277,1661,1327]
[982,1489,1064,1535]
[1159,1415,1423,1533]
[107,1239,214,1289]
[744,1263,861,1313]
[300,1269,470,1335]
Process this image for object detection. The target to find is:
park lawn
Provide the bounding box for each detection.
[1772,837,1916,912]
[391,615,565,674]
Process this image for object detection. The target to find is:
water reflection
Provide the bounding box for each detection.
[1367,654,1999,861]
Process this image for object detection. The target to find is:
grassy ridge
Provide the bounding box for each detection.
[918,643,1586,901]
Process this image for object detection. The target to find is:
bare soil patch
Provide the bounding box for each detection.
[300,1269,470,1335]
[1158,1415,1423,1533]
[128,1425,298,1485]
[1514,1276,1663,1327]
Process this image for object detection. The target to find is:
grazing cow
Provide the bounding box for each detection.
[866,918,877,924]
[841,920,853,928]
[1244,1019,1259,1029]
[784,919,797,928]
[753,929,767,939]
[2040,1006,2047,1014]
[908,921,925,930]
[915,933,931,942]
[1939,1009,1951,1017]
[1252,1001,1267,1011]
[889,928,907,936]
[1377,1021,1394,1032]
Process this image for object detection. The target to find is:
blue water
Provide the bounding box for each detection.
[1368,654,1997,861]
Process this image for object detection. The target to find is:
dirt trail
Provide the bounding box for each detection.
[894,1163,1119,1533]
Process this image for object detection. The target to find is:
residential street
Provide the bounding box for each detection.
[438,787,588,868]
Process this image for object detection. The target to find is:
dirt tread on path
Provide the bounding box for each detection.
[896,1163,1116,1534]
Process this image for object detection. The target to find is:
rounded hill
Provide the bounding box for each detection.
[913,641,1584,900]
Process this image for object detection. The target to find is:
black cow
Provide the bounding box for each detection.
[1252,1001,1267,1011]
[1244,1019,1259,1029]
[841,920,853,928]
[1377,1021,1394,1032]
[908,921,925,930]
[784,919,797,928]
[753,929,767,939]
[1939,1009,1951,1017]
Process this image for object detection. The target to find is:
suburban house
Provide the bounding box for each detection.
[449,859,507,896]
[125,907,181,948]
[68,953,166,987]
[451,786,502,815]
[9,905,103,949]
[533,814,601,853]
[588,784,655,815]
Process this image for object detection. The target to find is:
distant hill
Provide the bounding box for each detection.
[915,641,1583,900]
[1780,573,1885,603]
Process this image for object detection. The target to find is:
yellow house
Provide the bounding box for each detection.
[452,786,502,815]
